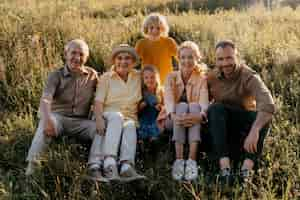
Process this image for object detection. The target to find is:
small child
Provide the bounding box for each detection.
[137,65,164,142]
[135,12,178,84]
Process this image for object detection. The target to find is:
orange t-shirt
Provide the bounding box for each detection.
[135,37,177,84]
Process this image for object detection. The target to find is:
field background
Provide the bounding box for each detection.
[0,0,300,199]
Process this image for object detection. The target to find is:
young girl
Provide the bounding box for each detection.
[137,65,164,142]
[135,12,178,84]
[164,41,209,181]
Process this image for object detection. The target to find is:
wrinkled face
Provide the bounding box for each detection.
[179,47,198,75]
[65,45,88,72]
[143,70,157,90]
[147,23,161,38]
[215,46,238,78]
[114,52,135,78]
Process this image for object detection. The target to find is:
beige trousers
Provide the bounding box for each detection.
[26,113,102,166]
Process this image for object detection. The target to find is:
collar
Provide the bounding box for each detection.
[109,65,138,79]
[176,67,202,85]
[63,65,89,77]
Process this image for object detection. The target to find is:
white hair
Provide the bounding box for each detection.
[64,39,89,56]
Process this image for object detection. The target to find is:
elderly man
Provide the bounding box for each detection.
[207,40,275,183]
[25,39,104,181]
[93,44,145,182]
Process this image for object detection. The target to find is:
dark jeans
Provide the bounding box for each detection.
[207,103,269,164]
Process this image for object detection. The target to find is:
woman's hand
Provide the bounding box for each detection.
[96,116,106,136]
[180,113,201,127]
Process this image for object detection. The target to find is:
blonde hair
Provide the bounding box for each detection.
[178,41,207,73]
[142,13,169,37]
[141,65,163,104]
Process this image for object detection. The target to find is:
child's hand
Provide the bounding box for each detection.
[155,103,162,111]
[139,101,147,110]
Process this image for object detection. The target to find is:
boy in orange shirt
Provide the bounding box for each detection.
[135,13,178,84]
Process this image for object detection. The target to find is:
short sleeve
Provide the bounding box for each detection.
[95,74,109,103]
[42,72,60,100]
[246,74,275,114]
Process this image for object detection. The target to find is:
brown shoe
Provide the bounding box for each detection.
[119,165,146,182]
[86,168,109,183]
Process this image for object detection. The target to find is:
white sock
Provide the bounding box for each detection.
[104,157,116,169]
[120,163,131,173]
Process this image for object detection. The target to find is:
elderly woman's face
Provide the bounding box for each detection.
[65,45,88,72]
[114,52,135,78]
[179,47,198,74]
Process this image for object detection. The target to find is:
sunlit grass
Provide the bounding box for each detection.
[0,0,299,199]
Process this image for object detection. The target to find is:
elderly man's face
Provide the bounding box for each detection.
[114,52,135,79]
[65,45,88,72]
[215,46,238,78]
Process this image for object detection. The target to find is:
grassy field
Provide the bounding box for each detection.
[0,0,300,199]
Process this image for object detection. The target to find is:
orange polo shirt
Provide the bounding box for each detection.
[135,37,177,84]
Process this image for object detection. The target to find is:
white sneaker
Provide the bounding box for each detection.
[172,159,185,181]
[184,159,198,181]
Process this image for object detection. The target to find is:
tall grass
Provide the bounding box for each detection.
[0,0,299,199]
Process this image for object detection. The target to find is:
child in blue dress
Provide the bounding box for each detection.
[138,65,164,142]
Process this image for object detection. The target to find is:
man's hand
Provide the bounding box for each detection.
[243,128,259,153]
[44,118,56,137]
[96,116,106,136]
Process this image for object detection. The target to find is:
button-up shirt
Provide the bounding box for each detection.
[95,68,142,122]
[164,66,209,115]
[42,65,99,118]
[207,64,275,114]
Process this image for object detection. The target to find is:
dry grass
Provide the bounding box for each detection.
[0,1,299,199]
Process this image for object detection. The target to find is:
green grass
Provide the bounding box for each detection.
[0,0,300,199]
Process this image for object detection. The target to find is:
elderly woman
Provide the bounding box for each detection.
[164,41,209,181]
[93,44,144,182]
